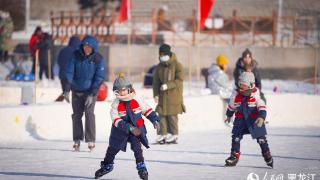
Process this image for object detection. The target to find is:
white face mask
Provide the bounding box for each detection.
[160,55,170,62]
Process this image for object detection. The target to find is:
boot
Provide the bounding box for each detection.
[225,152,240,166]
[73,140,80,152]
[88,142,95,152]
[166,134,178,144]
[155,135,166,144]
[136,162,148,180]
[94,161,114,179]
[263,151,273,168]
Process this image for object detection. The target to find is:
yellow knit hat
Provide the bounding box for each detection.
[216,54,229,65]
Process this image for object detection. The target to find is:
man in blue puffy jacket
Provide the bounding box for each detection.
[63,35,105,151]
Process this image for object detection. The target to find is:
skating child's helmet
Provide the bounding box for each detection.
[238,72,255,88]
[112,73,133,92]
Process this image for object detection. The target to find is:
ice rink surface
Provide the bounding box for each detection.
[0,128,319,180]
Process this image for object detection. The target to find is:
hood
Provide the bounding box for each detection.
[236,58,258,70]
[208,64,221,74]
[68,36,81,49]
[80,35,99,53]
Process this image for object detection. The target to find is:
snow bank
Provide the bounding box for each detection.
[0,93,319,142]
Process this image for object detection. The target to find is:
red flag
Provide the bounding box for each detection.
[119,0,130,23]
[199,0,215,30]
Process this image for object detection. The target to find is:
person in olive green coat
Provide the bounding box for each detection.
[153,44,185,144]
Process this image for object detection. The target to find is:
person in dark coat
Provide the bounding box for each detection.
[143,64,157,88]
[224,72,273,168]
[56,36,81,101]
[37,32,54,80]
[233,49,266,103]
[94,74,160,180]
[63,35,105,151]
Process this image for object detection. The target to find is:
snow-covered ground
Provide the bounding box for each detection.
[0,79,320,179]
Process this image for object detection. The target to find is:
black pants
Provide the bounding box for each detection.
[39,64,54,80]
[231,134,270,155]
[104,134,144,164]
[71,92,97,142]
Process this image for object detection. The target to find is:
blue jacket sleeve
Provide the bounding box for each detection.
[64,57,75,92]
[259,110,267,120]
[146,111,160,123]
[226,109,235,118]
[89,56,105,96]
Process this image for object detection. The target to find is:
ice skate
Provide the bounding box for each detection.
[165,135,178,144]
[88,142,95,152]
[73,141,80,152]
[94,162,114,179]
[154,135,166,145]
[136,162,148,180]
[263,151,274,168]
[225,152,240,166]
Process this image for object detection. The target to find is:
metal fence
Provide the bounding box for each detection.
[50,9,319,47]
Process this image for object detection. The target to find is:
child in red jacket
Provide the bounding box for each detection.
[225,72,273,168]
[95,74,160,179]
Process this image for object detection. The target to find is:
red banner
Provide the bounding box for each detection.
[119,0,129,23]
[199,0,215,30]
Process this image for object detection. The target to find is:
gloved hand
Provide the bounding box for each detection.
[85,95,95,107]
[154,96,159,103]
[129,125,141,136]
[63,92,70,103]
[160,84,168,91]
[255,117,265,127]
[224,117,231,124]
[153,121,160,131]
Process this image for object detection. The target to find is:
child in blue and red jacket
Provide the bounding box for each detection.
[224,72,273,168]
[95,74,160,180]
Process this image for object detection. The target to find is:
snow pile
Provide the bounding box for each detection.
[0,92,319,142]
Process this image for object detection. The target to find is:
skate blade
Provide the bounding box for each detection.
[166,141,177,144]
[267,164,274,168]
[95,170,112,179]
[152,140,166,145]
[224,164,236,167]
[224,161,237,167]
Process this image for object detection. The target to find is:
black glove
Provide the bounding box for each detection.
[153,121,160,132]
[63,92,70,103]
[225,117,231,124]
[129,125,141,136]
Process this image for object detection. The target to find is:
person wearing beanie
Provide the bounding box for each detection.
[95,73,160,180]
[207,54,232,96]
[64,35,105,151]
[233,48,266,103]
[224,71,273,168]
[153,43,186,144]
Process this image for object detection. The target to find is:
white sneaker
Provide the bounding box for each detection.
[155,135,166,144]
[166,135,178,144]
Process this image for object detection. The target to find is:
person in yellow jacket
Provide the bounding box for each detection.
[153,44,186,144]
